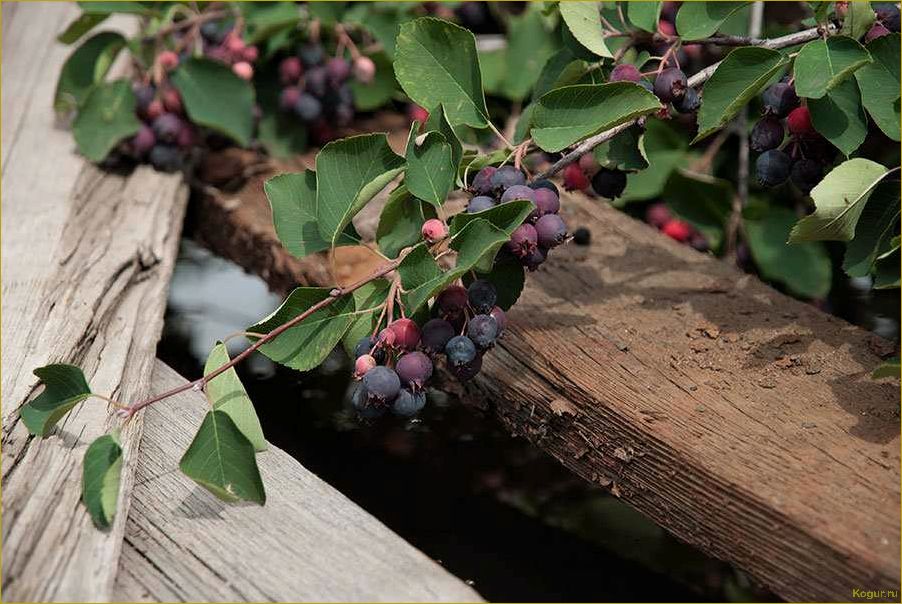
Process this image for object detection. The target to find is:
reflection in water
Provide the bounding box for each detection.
[158,238,775,602]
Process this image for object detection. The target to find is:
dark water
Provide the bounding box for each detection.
[157,240,780,602]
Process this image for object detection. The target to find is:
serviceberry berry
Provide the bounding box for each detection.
[445,335,478,367]
[489,306,507,335]
[467,314,499,350]
[653,68,687,103]
[529,179,560,196]
[421,218,448,243]
[490,165,526,191]
[467,196,496,213]
[362,366,401,402]
[572,226,591,246]
[591,168,627,199]
[755,149,792,187]
[391,389,427,417]
[563,163,589,191]
[507,223,538,258]
[535,214,568,249]
[672,87,700,113]
[750,116,785,152]
[790,158,823,194]
[662,219,692,242]
[421,318,456,354]
[449,354,482,381]
[354,354,377,378]
[435,285,468,322]
[396,351,433,390]
[645,203,671,229]
[471,166,497,195]
[386,318,421,351]
[467,279,497,314]
[787,106,815,137]
[609,63,642,83]
[500,185,536,204]
[762,82,800,117]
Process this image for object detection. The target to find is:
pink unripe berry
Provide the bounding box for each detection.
[158,50,179,71]
[352,56,376,84]
[224,32,245,53]
[421,218,448,243]
[408,104,429,124]
[865,22,891,42]
[658,19,676,36]
[145,99,164,121]
[354,354,377,378]
[279,57,303,84]
[242,45,259,62]
[609,63,642,83]
[232,61,254,80]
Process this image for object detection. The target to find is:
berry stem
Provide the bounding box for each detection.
[118,248,412,419]
[534,24,833,182]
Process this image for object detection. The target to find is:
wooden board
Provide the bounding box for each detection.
[194,168,901,602]
[113,360,483,603]
[1,4,189,600]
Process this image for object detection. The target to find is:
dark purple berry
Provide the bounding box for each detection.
[151,113,183,144]
[435,285,468,322]
[591,168,627,199]
[131,124,155,156]
[672,86,700,113]
[148,144,182,172]
[133,83,155,114]
[572,226,591,246]
[609,63,642,83]
[689,234,709,252]
[875,2,900,31]
[362,366,401,402]
[396,351,433,390]
[200,20,228,44]
[467,314,499,350]
[354,335,385,363]
[790,158,823,195]
[762,82,800,117]
[535,214,567,248]
[279,86,301,112]
[445,335,477,367]
[467,196,496,213]
[471,166,497,195]
[523,246,547,271]
[529,179,559,196]
[507,223,538,258]
[500,184,536,204]
[334,103,354,127]
[653,68,687,102]
[421,318,455,354]
[305,66,328,97]
[755,149,792,187]
[449,353,482,381]
[490,165,526,191]
[326,57,351,84]
[299,42,325,67]
[750,116,785,152]
[865,22,891,42]
[467,279,497,314]
[352,384,386,418]
[489,306,507,335]
[391,389,426,417]
[295,93,322,121]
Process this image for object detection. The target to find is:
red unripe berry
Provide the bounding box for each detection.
[145,99,164,121]
[645,202,671,229]
[161,87,183,114]
[421,218,448,243]
[609,63,642,83]
[232,61,254,80]
[658,19,676,36]
[176,124,196,149]
[683,44,702,59]
[435,285,468,321]
[158,50,179,71]
[865,22,891,42]
[563,163,589,191]
[353,56,376,84]
[387,318,421,351]
[578,152,599,174]
[279,57,303,85]
[224,32,245,54]
[662,219,692,242]
[354,354,377,378]
[242,45,259,63]
[787,106,814,136]
[408,104,430,124]
[280,86,301,112]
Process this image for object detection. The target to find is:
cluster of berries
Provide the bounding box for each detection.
[610,63,700,115]
[199,20,259,80]
[277,44,375,144]
[751,82,833,194]
[467,165,568,271]
[350,280,506,419]
[644,202,709,251]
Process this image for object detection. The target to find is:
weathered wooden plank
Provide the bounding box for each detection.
[113,360,483,603]
[1,4,190,600]
[194,169,900,602]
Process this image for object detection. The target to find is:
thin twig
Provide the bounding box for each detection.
[141,9,228,43]
[118,248,411,418]
[535,24,831,181]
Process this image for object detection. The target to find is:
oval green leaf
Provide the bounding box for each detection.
[855,33,901,141]
[404,125,454,207]
[675,1,751,40]
[72,79,140,162]
[20,364,92,437]
[793,36,872,99]
[205,342,266,452]
[559,1,612,58]
[808,78,867,156]
[82,432,122,529]
[627,1,663,33]
[376,185,437,259]
[170,58,255,146]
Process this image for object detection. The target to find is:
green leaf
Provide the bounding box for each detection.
[240,1,299,45]
[479,48,507,95]
[425,104,463,181]
[559,1,612,58]
[873,247,900,288]
[593,125,648,172]
[179,411,265,504]
[314,133,405,249]
[404,125,455,207]
[345,4,407,59]
[255,63,307,158]
[627,1,663,32]
[58,12,109,44]
[265,171,357,259]
[793,36,872,99]
[463,253,525,311]
[675,2,751,40]
[745,207,832,299]
[205,342,266,452]
[789,158,890,242]
[532,82,661,152]
[664,170,733,250]
[341,279,392,358]
[376,186,438,259]
[840,0,875,40]
[502,7,557,101]
[843,181,901,277]
[78,1,157,15]
[872,357,900,379]
[72,80,140,163]
[693,47,788,143]
[54,32,127,114]
[513,102,536,144]
[20,364,92,437]
[808,78,867,156]
[533,49,586,100]
[394,17,490,128]
[248,288,357,371]
[855,33,901,141]
[82,433,122,529]
[170,58,255,146]
[307,0,345,24]
[619,119,689,203]
[351,52,398,111]
[809,1,833,23]
[400,219,511,313]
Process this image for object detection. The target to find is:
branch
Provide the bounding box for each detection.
[536,24,831,181]
[118,248,411,418]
